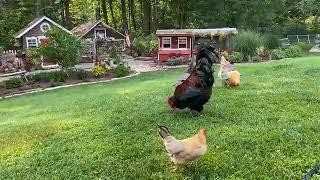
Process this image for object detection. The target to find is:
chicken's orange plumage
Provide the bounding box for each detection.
[218,56,241,87]
[158,126,207,165]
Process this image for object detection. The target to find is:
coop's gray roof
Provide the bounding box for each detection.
[71,20,125,38]
[156,28,238,36]
[15,16,72,38]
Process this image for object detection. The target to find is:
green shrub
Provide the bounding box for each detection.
[49,71,66,82]
[30,72,50,82]
[132,33,158,56]
[30,71,66,82]
[235,31,262,60]
[257,47,270,60]
[114,65,130,77]
[222,51,229,59]
[147,33,158,51]
[194,38,212,51]
[76,69,90,80]
[5,78,23,89]
[132,36,148,56]
[93,65,105,77]
[271,49,285,60]
[263,34,280,50]
[38,27,82,71]
[49,80,63,87]
[165,58,185,66]
[283,45,303,58]
[297,42,314,52]
[252,55,263,62]
[229,52,244,63]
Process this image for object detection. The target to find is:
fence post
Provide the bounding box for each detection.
[297,35,300,43]
[307,35,310,44]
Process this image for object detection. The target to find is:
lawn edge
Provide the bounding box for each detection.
[0,72,141,99]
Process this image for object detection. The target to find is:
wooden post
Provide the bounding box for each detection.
[93,39,97,63]
[308,35,310,44]
[297,35,300,43]
[191,35,195,58]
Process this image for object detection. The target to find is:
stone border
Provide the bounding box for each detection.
[0,72,140,100]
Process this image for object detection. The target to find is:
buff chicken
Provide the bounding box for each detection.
[157,125,207,167]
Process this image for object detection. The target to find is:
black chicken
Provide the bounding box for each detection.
[168,45,220,112]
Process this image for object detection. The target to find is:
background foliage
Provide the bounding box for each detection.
[0,0,320,49]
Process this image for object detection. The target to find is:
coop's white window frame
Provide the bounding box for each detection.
[40,22,51,33]
[95,28,107,39]
[26,37,39,48]
[178,37,187,49]
[162,37,171,49]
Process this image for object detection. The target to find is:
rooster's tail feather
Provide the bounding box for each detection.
[158,125,171,139]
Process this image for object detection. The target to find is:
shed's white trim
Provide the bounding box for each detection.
[162,37,171,48]
[79,20,125,39]
[15,16,72,38]
[26,37,38,48]
[178,37,187,49]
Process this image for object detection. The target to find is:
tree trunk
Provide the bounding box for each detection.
[0,0,5,10]
[142,0,151,35]
[95,0,101,20]
[36,0,40,17]
[49,0,56,18]
[129,0,136,30]
[120,0,128,32]
[151,0,157,31]
[101,0,108,24]
[60,0,65,26]
[64,0,71,29]
[109,0,117,29]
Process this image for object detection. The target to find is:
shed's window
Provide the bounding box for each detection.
[95,29,107,39]
[26,37,38,48]
[178,37,187,48]
[40,23,51,33]
[163,37,171,48]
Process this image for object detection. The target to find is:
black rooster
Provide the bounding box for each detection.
[168,45,220,112]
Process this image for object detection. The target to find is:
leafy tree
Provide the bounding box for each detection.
[38,27,82,74]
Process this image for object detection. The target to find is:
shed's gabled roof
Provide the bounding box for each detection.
[156,28,238,36]
[15,16,72,38]
[71,20,125,39]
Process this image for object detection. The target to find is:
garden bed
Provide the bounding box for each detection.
[0,69,134,97]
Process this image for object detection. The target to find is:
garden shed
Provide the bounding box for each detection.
[156,28,238,62]
[71,21,125,62]
[15,16,72,50]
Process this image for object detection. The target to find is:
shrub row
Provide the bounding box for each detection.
[232,30,310,62]
[5,78,23,89]
[29,71,67,82]
[228,45,305,63]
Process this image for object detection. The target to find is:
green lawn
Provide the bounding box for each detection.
[0,56,320,179]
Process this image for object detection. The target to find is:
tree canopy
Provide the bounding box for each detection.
[0,0,319,49]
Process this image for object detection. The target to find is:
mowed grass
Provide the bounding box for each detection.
[0,56,320,179]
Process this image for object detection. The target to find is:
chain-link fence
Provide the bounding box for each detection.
[286,34,320,44]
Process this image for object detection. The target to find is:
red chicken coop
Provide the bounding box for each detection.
[155,28,238,62]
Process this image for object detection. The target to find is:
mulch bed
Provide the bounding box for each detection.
[0,74,118,97]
